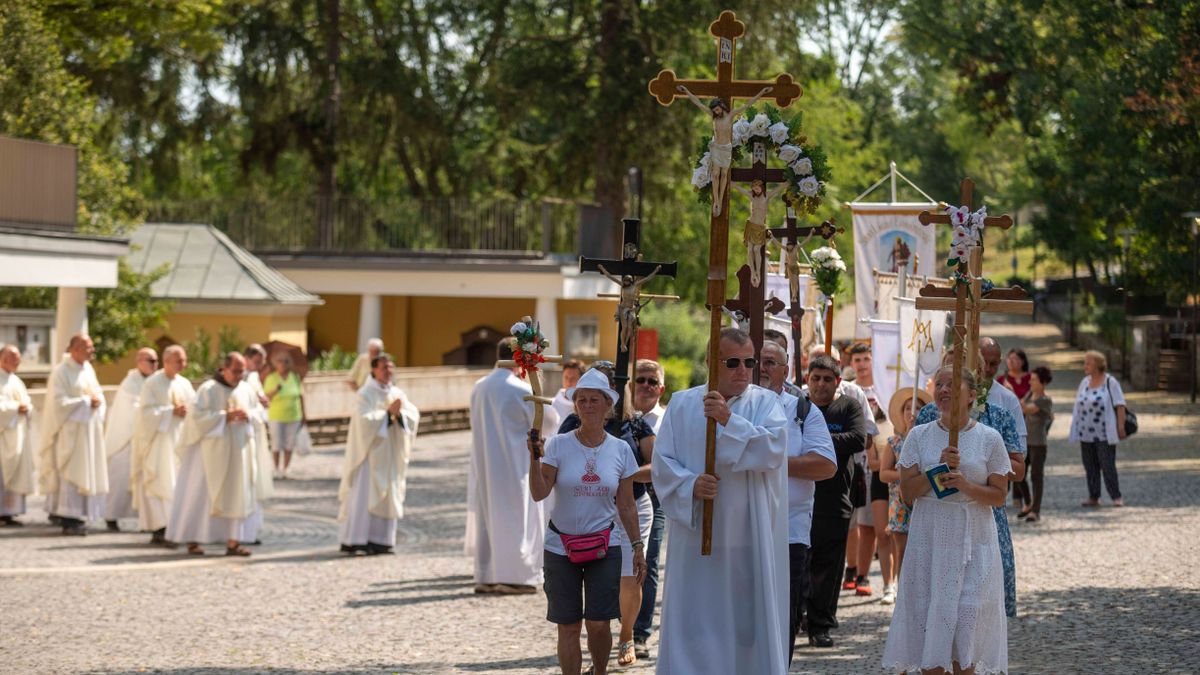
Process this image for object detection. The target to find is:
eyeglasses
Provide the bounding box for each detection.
[723,357,759,370]
[761,359,783,368]
[634,376,660,386]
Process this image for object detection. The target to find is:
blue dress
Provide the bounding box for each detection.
[915,401,1022,617]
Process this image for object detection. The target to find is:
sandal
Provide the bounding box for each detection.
[1017,507,1033,519]
[225,545,252,557]
[617,640,637,666]
[186,543,205,556]
[1025,513,1040,523]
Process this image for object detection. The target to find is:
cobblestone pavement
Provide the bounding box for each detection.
[2,317,1198,674]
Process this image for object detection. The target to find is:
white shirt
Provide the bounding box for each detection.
[779,390,836,545]
[541,431,637,556]
[639,402,666,434]
[988,379,1028,453]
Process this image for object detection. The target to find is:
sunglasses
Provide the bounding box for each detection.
[634,376,660,386]
[723,357,759,370]
[144,358,159,364]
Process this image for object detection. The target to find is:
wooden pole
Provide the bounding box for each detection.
[824,296,834,354]
[701,197,730,557]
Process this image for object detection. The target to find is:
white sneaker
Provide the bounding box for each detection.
[881,585,896,605]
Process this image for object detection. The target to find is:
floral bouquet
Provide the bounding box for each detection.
[810,246,847,297]
[510,318,551,378]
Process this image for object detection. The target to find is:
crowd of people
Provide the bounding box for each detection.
[462,330,1130,675]
[0,327,1134,674]
[0,334,419,559]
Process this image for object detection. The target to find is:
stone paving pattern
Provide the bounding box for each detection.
[2,317,1198,673]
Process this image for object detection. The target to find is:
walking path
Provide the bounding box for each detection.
[2,317,1197,673]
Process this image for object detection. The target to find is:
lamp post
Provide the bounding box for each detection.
[1186,212,1200,404]
[1117,228,1137,379]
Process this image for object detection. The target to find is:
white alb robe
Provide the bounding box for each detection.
[166,378,270,543]
[338,379,420,546]
[39,358,108,520]
[651,384,789,675]
[465,368,556,585]
[0,370,37,516]
[132,371,196,532]
[240,370,272,542]
[104,369,147,521]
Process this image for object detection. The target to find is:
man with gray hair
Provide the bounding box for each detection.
[0,345,35,526]
[349,338,384,390]
[652,327,789,673]
[980,337,1028,454]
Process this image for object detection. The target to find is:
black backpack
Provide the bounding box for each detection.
[794,393,812,431]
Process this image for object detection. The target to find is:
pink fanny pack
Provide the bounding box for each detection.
[550,520,613,564]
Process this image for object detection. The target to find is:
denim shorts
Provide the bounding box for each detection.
[543,549,622,624]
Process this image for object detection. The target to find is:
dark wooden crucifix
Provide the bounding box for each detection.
[580,217,678,417]
[648,9,802,556]
[767,207,842,385]
[912,178,1031,447]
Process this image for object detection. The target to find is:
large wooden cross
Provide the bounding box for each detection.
[770,209,841,382]
[648,10,802,555]
[724,266,786,386]
[496,315,562,454]
[913,178,1031,447]
[580,218,678,416]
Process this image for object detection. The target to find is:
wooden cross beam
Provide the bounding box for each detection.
[648,10,801,556]
[579,217,678,416]
[495,315,563,454]
[724,264,786,385]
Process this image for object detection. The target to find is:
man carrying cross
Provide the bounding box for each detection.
[651,326,788,673]
[678,85,773,216]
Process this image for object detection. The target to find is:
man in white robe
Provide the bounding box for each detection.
[348,338,383,390]
[651,327,789,674]
[338,356,420,555]
[465,338,558,594]
[0,345,36,526]
[39,334,108,536]
[239,343,274,545]
[103,347,157,531]
[132,345,194,545]
[548,358,583,428]
[166,352,270,555]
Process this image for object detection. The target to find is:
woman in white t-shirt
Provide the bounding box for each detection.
[529,368,646,675]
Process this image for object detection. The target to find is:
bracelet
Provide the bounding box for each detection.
[632,540,644,550]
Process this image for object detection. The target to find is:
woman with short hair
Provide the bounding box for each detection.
[883,366,1010,675]
[529,368,646,675]
[263,355,305,479]
[1068,350,1127,507]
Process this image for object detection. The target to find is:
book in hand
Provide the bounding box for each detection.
[926,463,959,499]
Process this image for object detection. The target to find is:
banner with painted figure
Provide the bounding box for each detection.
[851,202,939,339]
[898,297,948,377]
[765,254,813,371]
[868,319,913,414]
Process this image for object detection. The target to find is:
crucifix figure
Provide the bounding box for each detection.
[677,86,773,216]
[580,217,678,416]
[767,208,841,384]
[648,9,802,556]
[495,315,563,455]
[724,265,786,386]
[733,178,787,287]
[913,178,1031,447]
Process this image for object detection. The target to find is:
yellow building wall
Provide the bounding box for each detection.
[557,299,619,363]
[407,296,536,366]
[381,296,410,367]
[268,314,309,351]
[307,294,359,354]
[93,311,275,384]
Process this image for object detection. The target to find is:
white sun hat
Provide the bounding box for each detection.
[566,367,619,407]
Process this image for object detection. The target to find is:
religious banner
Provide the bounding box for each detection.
[899,298,948,375]
[872,269,949,322]
[867,319,912,412]
[851,202,938,338]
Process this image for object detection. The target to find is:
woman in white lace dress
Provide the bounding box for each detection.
[883,366,1011,675]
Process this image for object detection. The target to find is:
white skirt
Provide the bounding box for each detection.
[49,479,104,521]
[339,462,397,547]
[0,461,26,516]
[104,446,136,521]
[616,492,654,578]
[882,497,1007,674]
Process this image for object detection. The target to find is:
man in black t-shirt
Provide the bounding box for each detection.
[804,355,867,648]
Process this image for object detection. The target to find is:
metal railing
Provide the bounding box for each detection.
[145,196,582,256]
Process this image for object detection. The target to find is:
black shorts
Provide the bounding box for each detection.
[544,549,622,624]
[870,470,889,502]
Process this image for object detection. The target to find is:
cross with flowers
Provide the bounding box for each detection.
[913,178,1031,447]
[496,316,562,454]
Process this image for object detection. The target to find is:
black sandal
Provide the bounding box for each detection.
[225,545,252,557]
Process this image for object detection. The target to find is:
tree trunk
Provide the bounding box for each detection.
[316,0,341,249]
[592,0,628,251]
